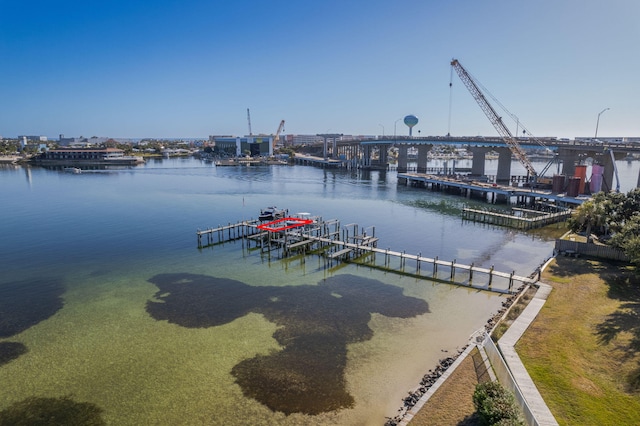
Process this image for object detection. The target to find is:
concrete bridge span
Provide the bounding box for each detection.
[308,136,639,192]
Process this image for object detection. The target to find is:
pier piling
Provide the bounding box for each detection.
[196,217,534,294]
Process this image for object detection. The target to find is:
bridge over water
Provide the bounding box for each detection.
[295,135,640,191]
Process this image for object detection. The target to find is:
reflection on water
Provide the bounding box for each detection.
[3,158,626,424]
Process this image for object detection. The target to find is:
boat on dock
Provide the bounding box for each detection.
[196,214,535,294]
[259,206,287,221]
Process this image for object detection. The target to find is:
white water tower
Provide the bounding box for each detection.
[404,115,419,136]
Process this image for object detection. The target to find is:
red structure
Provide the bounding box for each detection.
[257,217,313,233]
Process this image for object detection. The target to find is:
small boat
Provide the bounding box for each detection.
[63,167,82,174]
[259,206,287,221]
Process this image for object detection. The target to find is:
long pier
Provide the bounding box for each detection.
[462,206,572,230]
[398,172,588,207]
[197,218,538,294]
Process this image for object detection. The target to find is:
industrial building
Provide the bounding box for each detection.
[210,135,275,157]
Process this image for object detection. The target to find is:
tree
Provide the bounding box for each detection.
[570,189,640,266]
[610,215,640,265]
[473,381,524,426]
[568,197,607,242]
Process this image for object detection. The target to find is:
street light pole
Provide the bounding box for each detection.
[594,108,610,141]
[379,124,385,137]
[394,118,402,140]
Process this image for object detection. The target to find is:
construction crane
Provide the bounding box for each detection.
[247,108,253,136]
[273,120,285,150]
[450,59,538,181]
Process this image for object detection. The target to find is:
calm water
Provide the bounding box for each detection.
[0,158,637,425]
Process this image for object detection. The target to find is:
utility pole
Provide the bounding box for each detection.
[247,108,253,136]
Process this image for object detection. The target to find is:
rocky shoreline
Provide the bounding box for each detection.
[383,285,526,426]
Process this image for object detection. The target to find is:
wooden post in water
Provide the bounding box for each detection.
[450,259,456,281]
[488,265,494,288]
[433,256,438,277]
[469,262,474,283]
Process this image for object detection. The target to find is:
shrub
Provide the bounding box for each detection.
[473,381,524,425]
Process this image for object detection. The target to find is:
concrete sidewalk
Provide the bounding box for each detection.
[498,282,559,426]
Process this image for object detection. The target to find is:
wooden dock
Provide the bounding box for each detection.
[462,206,571,230]
[196,217,538,294]
[196,219,263,247]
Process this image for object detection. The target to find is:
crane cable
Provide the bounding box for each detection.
[463,67,548,150]
[447,66,454,137]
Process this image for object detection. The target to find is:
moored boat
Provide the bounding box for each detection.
[259,206,287,221]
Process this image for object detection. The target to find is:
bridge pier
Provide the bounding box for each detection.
[601,151,617,191]
[379,145,389,169]
[558,147,628,193]
[360,143,390,170]
[397,145,408,173]
[318,134,343,161]
[496,147,513,184]
[416,145,431,173]
[470,147,492,176]
[361,144,371,168]
[558,148,579,177]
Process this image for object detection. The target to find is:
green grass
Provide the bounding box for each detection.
[492,286,536,342]
[516,257,640,426]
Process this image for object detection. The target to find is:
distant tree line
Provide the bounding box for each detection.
[0,139,21,155]
[568,188,640,266]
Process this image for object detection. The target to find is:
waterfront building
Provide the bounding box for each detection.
[210,135,274,157]
[32,147,144,165]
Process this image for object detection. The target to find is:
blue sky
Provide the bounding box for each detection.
[2,0,639,139]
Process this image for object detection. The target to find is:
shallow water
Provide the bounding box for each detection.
[1,158,630,424]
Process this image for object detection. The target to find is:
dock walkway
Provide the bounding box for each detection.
[462,207,572,230]
[197,217,537,294]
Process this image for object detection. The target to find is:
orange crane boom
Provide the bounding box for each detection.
[273,120,285,150]
[450,59,537,179]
